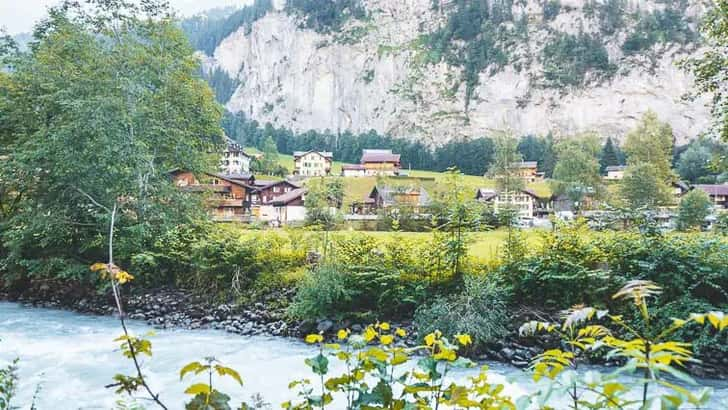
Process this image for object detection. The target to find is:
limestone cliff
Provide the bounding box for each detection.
[205,0,713,144]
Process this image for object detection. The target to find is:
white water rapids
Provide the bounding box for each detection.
[1,302,727,409]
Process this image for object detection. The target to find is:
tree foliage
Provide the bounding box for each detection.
[677,140,715,183]
[286,0,367,33]
[677,189,713,231]
[620,163,672,208]
[623,111,675,181]
[541,31,615,88]
[622,5,697,54]
[551,135,603,206]
[0,0,223,284]
[680,0,728,142]
[599,137,622,173]
[181,0,272,55]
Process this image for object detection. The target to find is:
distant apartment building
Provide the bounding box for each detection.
[604,165,627,180]
[220,138,251,175]
[293,150,333,177]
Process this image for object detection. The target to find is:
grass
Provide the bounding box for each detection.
[227,225,543,262]
[358,229,543,261]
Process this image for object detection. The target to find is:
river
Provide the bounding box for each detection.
[1,302,727,409]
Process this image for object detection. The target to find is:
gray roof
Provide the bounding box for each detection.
[370,185,431,207]
[694,184,728,196]
[293,150,333,159]
[266,188,307,206]
[606,165,626,172]
[509,161,538,169]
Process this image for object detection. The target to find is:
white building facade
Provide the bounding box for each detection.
[293,151,333,177]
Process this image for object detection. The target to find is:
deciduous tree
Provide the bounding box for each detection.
[623,111,675,181]
[677,189,713,231]
[0,0,223,284]
[620,163,672,208]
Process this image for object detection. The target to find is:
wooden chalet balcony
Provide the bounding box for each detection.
[207,198,246,207]
[211,214,253,223]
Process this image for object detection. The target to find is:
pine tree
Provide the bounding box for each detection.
[599,137,620,173]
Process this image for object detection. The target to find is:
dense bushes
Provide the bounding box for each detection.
[288,265,429,321]
[131,226,308,297]
[493,221,728,358]
[414,275,510,349]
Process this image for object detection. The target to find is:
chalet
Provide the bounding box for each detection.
[220,138,251,175]
[341,164,368,177]
[248,179,302,206]
[508,161,543,182]
[352,185,431,214]
[170,170,253,222]
[475,188,541,219]
[293,151,333,177]
[360,149,401,176]
[604,165,627,180]
[258,188,340,225]
[693,184,728,209]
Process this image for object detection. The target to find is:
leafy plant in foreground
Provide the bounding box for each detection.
[519,280,727,409]
[0,356,18,410]
[180,357,244,410]
[287,324,514,409]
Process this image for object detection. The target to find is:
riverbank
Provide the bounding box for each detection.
[3,280,727,379]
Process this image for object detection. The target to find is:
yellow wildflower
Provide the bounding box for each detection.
[380,334,394,345]
[304,334,323,344]
[363,326,377,342]
[455,334,472,346]
[337,329,350,340]
[115,271,135,284]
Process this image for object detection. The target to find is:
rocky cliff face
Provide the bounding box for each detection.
[207,0,712,144]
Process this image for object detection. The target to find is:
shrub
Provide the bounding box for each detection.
[414,275,510,349]
[288,265,430,321]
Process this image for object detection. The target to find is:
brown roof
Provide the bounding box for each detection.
[253,179,302,191]
[207,173,255,189]
[342,164,366,170]
[181,184,230,193]
[361,149,400,164]
[694,184,728,196]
